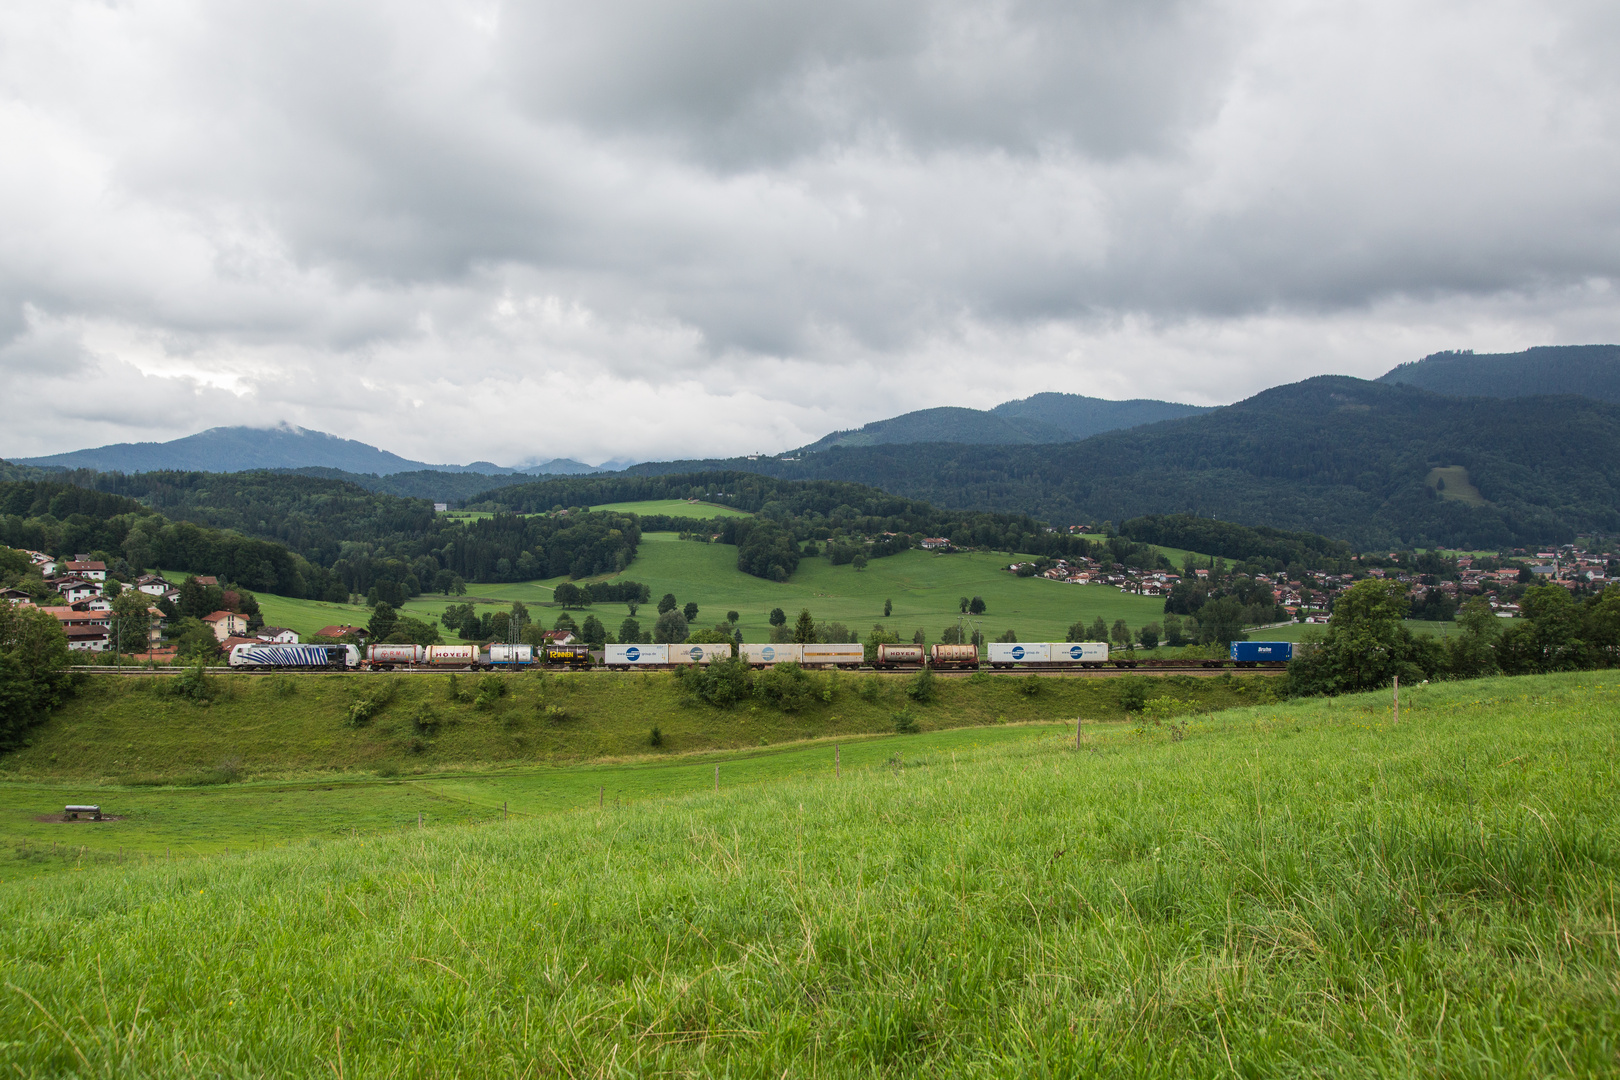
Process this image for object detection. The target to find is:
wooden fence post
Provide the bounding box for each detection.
[714,764,719,792]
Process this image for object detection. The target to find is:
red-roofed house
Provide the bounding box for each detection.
[38,607,110,651]
[191,575,218,587]
[64,560,106,581]
[202,610,248,641]
[316,625,370,641]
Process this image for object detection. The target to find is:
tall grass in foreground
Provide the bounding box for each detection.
[3,673,1619,1076]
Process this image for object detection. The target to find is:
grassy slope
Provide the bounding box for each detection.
[0,723,1059,867]
[2,671,1617,1075]
[0,669,1275,785]
[590,498,753,517]
[402,533,1169,645]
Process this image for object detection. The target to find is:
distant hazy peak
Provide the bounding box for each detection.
[13,425,617,477]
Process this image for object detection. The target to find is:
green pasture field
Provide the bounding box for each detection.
[1252,618,1463,643]
[2,671,1617,1075]
[0,668,1275,786]
[590,498,753,518]
[402,532,1169,644]
[253,594,374,638]
[0,723,1060,872]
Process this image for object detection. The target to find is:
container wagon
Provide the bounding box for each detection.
[801,643,865,668]
[741,643,802,666]
[1228,641,1293,666]
[487,643,534,666]
[604,643,669,669]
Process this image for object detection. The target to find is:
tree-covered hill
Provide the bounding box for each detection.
[797,394,1209,452]
[1379,344,1620,402]
[624,377,1620,549]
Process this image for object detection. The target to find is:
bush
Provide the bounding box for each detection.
[893,708,919,734]
[754,662,813,712]
[649,725,664,747]
[542,704,569,723]
[684,657,753,707]
[904,667,936,703]
[858,676,882,701]
[1116,678,1149,713]
[1020,675,1042,696]
[164,663,215,705]
[411,704,441,735]
[473,678,508,710]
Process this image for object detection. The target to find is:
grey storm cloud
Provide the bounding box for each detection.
[1,0,1617,464]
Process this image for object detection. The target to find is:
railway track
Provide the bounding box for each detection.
[71,664,1280,679]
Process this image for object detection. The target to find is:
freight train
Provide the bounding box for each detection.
[228,639,1294,672]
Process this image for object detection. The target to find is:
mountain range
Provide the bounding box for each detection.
[13,423,621,478]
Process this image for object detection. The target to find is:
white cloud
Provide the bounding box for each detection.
[1,0,1617,464]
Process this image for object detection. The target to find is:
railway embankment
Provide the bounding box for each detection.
[3,668,1282,783]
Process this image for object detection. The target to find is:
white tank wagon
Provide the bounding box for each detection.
[425,644,481,668]
[873,644,925,669]
[487,643,534,666]
[229,643,360,670]
[365,644,425,668]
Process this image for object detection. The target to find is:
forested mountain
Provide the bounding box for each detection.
[1379,344,1620,402]
[989,392,1212,436]
[621,377,1620,549]
[797,393,1208,451]
[13,424,613,478]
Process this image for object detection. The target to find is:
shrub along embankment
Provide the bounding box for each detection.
[0,668,1279,783]
[0,673,1616,1075]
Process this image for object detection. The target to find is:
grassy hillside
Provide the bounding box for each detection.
[0,723,1061,868]
[0,668,1274,785]
[401,533,1168,644]
[589,498,752,517]
[2,672,1616,1075]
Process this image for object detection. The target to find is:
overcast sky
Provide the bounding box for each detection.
[3,0,1617,466]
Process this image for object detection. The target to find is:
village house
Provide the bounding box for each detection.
[38,607,110,651]
[919,537,951,550]
[202,610,249,641]
[315,625,370,642]
[255,626,299,644]
[136,574,171,597]
[64,559,107,581]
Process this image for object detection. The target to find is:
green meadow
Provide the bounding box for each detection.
[402,533,1168,645]
[590,498,753,517]
[1,671,1616,1075]
[0,667,1275,786]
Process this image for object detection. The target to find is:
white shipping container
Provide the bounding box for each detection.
[604,643,669,666]
[487,644,533,664]
[987,642,1050,665]
[741,643,802,665]
[1048,642,1109,663]
[801,643,865,666]
[670,642,733,664]
[426,645,480,665]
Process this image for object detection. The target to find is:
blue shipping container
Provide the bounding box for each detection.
[1229,641,1293,663]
